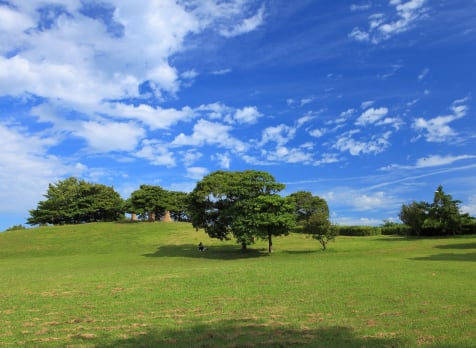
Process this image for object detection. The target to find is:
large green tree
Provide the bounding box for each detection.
[289,191,329,225]
[28,177,124,225]
[128,185,168,221]
[188,170,295,251]
[399,185,471,236]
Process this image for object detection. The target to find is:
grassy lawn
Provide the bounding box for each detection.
[0,222,475,347]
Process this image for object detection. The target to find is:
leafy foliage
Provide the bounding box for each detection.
[188,170,295,251]
[27,177,124,225]
[302,211,337,250]
[399,185,471,236]
[288,191,329,225]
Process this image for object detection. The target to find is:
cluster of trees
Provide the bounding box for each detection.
[399,185,475,236]
[27,171,334,251]
[28,172,474,250]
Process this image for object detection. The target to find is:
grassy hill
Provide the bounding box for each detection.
[0,222,475,347]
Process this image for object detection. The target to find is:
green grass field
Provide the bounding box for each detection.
[0,222,475,347]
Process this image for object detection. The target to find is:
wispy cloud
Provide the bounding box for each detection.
[413,97,469,142]
[349,0,428,44]
[382,154,476,170]
[219,5,265,37]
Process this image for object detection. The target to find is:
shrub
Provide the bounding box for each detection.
[381,224,411,236]
[4,224,27,232]
[336,226,381,236]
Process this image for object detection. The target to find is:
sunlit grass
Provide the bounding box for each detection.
[0,222,475,347]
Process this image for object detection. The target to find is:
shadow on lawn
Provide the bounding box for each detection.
[143,244,269,260]
[411,252,476,262]
[95,321,409,348]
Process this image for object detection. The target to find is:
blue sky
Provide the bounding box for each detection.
[1,0,476,231]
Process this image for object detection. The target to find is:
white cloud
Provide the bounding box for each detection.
[334,130,392,155]
[355,107,389,126]
[349,0,428,44]
[418,67,429,80]
[263,146,313,164]
[309,128,325,138]
[213,152,231,169]
[382,154,476,170]
[350,3,372,12]
[413,97,469,142]
[172,119,248,152]
[314,153,340,166]
[180,150,203,167]
[0,123,86,214]
[211,68,232,75]
[232,106,262,124]
[186,167,208,180]
[219,5,265,37]
[325,188,399,211]
[461,194,476,216]
[104,103,195,130]
[76,121,145,152]
[259,124,296,146]
[361,100,375,109]
[136,140,176,167]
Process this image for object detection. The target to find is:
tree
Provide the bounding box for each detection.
[303,211,337,250]
[399,185,469,236]
[399,201,428,236]
[232,194,295,253]
[289,191,329,225]
[28,177,124,225]
[167,191,190,222]
[188,170,294,251]
[128,185,168,221]
[424,185,463,235]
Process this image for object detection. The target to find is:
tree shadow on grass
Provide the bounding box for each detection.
[143,244,269,260]
[411,252,476,262]
[94,320,409,348]
[435,242,476,250]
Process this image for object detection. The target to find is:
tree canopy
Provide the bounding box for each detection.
[28,177,124,225]
[188,170,295,251]
[399,185,474,236]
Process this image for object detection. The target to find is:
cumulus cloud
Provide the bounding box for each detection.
[172,119,248,153]
[413,97,469,142]
[0,123,86,213]
[135,140,176,167]
[76,121,145,152]
[334,130,392,156]
[349,0,428,44]
[355,107,389,126]
[232,106,262,124]
[259,124,296,147]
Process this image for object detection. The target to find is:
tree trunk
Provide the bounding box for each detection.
[162,210,172,222]
[131,213,138,221]
[241,241,247,251]
[148,211,156,222]
[268,232,272,253]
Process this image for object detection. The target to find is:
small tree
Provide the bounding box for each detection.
[303,211,337,250]
[399,201,428,236]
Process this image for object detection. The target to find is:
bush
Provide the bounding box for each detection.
[336,226,381,236]
[381,224,411,236]
[4,224,27,232]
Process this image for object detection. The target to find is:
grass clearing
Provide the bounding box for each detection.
[0,222,475,347]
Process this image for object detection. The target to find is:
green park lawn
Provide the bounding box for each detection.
[0,222,475,347]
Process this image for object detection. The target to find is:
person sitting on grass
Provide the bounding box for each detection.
[198,242,207,251]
